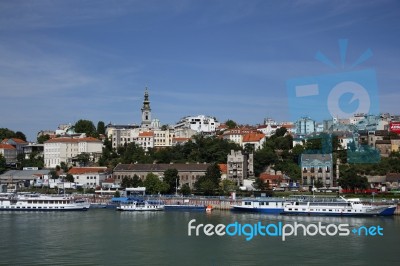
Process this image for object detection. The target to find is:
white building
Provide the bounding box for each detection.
[44,137,103,168]
[68,167,111,189]
[0,144,17,164]
[137,131,154,151]
[175,115,219,133]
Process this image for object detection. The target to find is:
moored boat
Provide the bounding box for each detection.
[0,193,90,211]
[116,198,164,211]
[231,198,291,214]
[282,196,397,216]
[164,199,206,211]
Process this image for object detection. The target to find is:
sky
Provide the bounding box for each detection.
[0,0,399,141]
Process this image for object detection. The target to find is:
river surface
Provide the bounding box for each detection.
[0,209,399,265]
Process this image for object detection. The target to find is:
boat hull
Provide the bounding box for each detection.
[164,205,206,211]
[231,206,283,214]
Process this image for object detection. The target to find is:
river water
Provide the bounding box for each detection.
[0,209,399,265]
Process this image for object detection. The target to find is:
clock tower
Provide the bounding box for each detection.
[141,88,152,128]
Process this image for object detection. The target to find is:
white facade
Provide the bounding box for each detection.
[44,137,103,168]
[0,144,17,164]
[175,115,219,133]
[153,129,175,148]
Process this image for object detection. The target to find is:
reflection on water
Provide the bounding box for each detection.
[0,210,399,265]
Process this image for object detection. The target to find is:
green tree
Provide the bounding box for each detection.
[0,128,16,141]
[254,177,268,190]
[132,174,143,187]
[74,119,97,137]
[220,179,237,194]
[144,173,169,194]
[97,121,106,135]
[0,154,6,174]
[65,174,74,182]
[180,184,191,195]
[121,176,133,188]
[76,153,90,166]
[15,131,26,141]
[225,119,237,129]
[338,167,369,192]
[114,190,121,198]
[37,134,50,144]
[163,168,179,194]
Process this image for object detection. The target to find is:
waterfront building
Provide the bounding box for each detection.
[0,169,50,187]
[113,163,211,189]
[68,167,111,189]
[300,153,333,187]
[227,150,254,186]
[44,137,103,168]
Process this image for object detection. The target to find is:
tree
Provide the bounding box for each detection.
[180,184,191,195]
[254,177,268,191]
[225,119,237,129]
[49,170,59,180]
[76,153,90,166]
[143,173,169,194]
[97,121,106,135]
[114,190,121,198]
[0,154,6,174]
[15,131,26,141]
[0,128,16,141]
[121,176,133,188]
[163,168,179,194]
[74,119,97,137]
[65,174,74,182]
[338,167,369,192]
[220,179,237,194]
[37,134,50,144]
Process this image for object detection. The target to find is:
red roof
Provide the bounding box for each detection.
[259,173,283,182]
[218,164,227,174]
[242,133,265,142]
[1,138,28,144]
[0,144,16,150]
[139,131,154,137]
[68,167,108,175]
[45,137,102,143]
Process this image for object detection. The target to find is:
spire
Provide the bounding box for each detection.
[141,87,152,128]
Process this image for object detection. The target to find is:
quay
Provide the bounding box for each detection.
[87,195,400,214]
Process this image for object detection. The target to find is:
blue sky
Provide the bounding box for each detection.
[0,0,399,141]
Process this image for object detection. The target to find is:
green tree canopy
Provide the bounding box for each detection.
[163,168,179,194]
[180,184,191,195]
[74,119,97,137]
[97,121,106,135]
[143,173,169,194]
[225,119,237,129]
[0,154,6,174]
[37,134,50,144]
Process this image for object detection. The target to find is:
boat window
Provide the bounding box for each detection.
[348,210,351,212]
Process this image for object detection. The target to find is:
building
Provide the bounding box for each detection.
[141,88,152,129]
[0,169,50,187]
[23,143,44,159]
[242,132,265,151]
[295,117,316,135]
[113,163,211,189]
[44,137,103,168]
[106,126,139,148]
[1,138,28,155]
[174,115,219,134]
[227,150,254,186]
[137,131,154,151]
[300,153,333,187]
[68,167,111,189]
[0,144,17,164]
[153,128,175,148]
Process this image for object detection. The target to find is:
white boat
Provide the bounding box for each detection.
[231,198,292,214]
[0,193,90,211]
[283,196,397,216]
[116,198,164,211]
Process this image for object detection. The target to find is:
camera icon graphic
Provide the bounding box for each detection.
[287,39,380,164]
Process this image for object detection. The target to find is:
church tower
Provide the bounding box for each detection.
[141,88,152,128]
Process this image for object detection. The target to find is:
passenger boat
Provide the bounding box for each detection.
[164,199,206,211]
[0,193,90,211]
[231,198,291,214]
[282,196,397,216]
[116,198,164,211]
